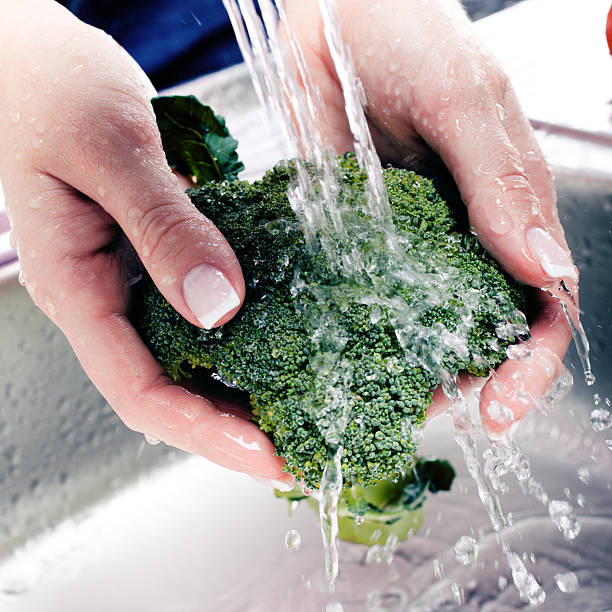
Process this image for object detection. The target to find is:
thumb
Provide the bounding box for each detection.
[40,98,245,330]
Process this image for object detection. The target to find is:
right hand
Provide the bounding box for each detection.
[0,0,294,489]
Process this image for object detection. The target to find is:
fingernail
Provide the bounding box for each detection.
[526,227,577,281]
[250,475,296,492]
[183,263,240,329]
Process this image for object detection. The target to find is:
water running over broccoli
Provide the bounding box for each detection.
[135,103,527,489]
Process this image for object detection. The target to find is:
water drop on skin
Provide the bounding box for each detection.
[46,302,56,317]
[495,103,506,122]
[9,110,21,125]
[26,197,42,209]
[70,55,89,73]
[488,211,514,236]
[144,434,161,445]
[97,186,106,198]
[32,138,43,150]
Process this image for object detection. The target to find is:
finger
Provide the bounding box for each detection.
[35,92,245,331]
[479,290,572,435]
[425,373,485,422]
[5,173,292,484]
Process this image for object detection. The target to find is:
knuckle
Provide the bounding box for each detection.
[134,204,193,270]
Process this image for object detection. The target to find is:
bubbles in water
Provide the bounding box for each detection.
[576,494,585,508]
[284,529,301,551]
[554,571,579,594]
[548,500,581,541]
[585,371,596,386]
[605,440,612,452]
[454,535,478,566]
[498,575,508,590]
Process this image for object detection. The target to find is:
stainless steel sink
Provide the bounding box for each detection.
[0,1,611,610]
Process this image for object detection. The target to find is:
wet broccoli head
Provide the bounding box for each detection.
[135,154,527,489]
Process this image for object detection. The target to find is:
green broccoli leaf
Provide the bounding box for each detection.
[415,458,455,493]
[152,95,244,184]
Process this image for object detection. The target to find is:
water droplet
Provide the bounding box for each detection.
[433,558,444,580]
[548,500,581,540]
[576,493,585,508]
[46,302,56,316]
[97,185,106,198]
[585,371,596,386]
[18,271,26,286]
[454,535,478,565]
[70,55,88,73]
[26,197,42,209]
[144,434,161,445]
[498,575,508,590]
[451,582,465,604]
[554,571,579,593]
[577,467,590,484]
[495,103,507,122]
[284,529,301,551]
[32,138,43,150]
[488,211,514,236]
[605,440,612,451]
[590,407,612,431]
[506,551,546,605]
[9,109,21,125]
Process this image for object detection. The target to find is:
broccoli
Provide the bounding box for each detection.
[277,457,455,544]
[135,148,527,489]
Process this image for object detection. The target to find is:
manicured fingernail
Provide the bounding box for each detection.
[526,227,577,281]
[250,475,296,492]
[183,263,240,329]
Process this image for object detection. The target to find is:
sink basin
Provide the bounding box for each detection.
[0,0,611,609]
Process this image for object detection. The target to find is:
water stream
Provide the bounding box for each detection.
[221,0,599,602]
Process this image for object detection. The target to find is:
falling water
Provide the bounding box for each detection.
[221,0,598,600]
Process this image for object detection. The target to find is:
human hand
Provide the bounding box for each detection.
[0,0,293,488]
[286,0,575,434]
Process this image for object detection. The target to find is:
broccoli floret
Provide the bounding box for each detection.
[135,153,526,489]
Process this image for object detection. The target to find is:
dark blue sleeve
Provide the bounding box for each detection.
[59,0,243,89]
